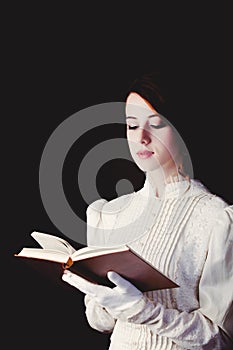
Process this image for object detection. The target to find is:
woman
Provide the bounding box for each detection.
[62,72,233,349]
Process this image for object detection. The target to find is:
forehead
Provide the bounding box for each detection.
[126,92,158,117]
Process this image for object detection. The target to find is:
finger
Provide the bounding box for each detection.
[62,271,98,296]
[107,271,134,291]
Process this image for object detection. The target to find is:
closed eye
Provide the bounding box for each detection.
[150,122,166,129]
[127,122,166,130]
[127,125,138,130]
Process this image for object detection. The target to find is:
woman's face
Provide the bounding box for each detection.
[125,92,181,175]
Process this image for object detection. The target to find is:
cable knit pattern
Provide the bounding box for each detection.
[85,176,233,349]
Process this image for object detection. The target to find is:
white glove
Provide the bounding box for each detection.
[62,270,150,321]
[84,294,116,333]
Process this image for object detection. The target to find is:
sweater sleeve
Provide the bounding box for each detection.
[83,199,116,333]
[124,206,233,349]
[86,198,108,246]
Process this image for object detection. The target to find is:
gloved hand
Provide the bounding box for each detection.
[62,270,150,321]
[84,294,116,333]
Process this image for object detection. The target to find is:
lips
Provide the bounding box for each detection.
[137,150,154,159]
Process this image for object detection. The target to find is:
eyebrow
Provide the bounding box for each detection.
[126,114,160,119]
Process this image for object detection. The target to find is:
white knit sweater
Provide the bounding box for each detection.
[84,176,233,349]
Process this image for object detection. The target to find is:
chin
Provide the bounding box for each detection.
[133,159,161,172]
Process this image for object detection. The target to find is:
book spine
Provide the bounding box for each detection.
[62,257,73,269]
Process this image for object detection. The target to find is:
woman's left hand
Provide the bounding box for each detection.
[62,270,149,320]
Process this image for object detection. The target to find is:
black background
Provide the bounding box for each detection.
[3,4,233,349]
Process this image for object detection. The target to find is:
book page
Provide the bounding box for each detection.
[71,245,129,261]
[15,248,69,263]
[31,231,76,255]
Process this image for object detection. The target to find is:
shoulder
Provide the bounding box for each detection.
[214,205,233,235]
[201,195,233,241]
[187,179,232,233]
[86,192,135,218]
[86,192,136,246]
[190,178,229,211]
[225,205,233,220]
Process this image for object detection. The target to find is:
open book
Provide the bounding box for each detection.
[15,231,179,292]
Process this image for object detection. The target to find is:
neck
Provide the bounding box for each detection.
[146,166,181,198]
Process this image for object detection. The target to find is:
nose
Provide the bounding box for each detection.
[140,127,151,145]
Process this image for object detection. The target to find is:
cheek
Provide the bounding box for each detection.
[126,131,137,149]
[127,140,137,154]
[153,129,179,157]
[126,130,136,141]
